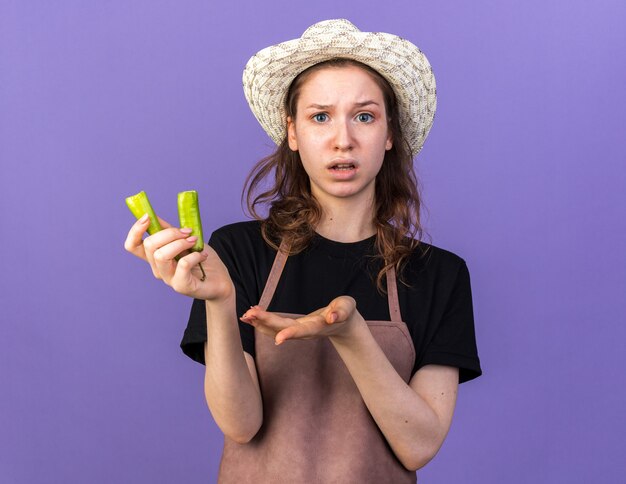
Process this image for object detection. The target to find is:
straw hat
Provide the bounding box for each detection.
[242,19,437,157]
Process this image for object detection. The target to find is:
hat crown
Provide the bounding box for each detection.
[301,19,360,39]
[243,19,436,157]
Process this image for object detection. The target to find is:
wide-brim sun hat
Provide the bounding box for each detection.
[242,18,437,157]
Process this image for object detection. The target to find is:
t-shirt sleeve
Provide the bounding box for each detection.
[417,260,482,383]
[179,229,256,365]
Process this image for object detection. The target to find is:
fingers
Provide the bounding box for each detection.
[143,227,194,280]
[123,215,175,262]
[275,326,300,345]
[124,214,151,260]
[240,307,297,336]
[277,297,357,343]
[240,313,280,340]
[153,235,199,281]
[240,296,359,345]
[274,321,322,344]
[169,249,209,293]
[241,306,287,327]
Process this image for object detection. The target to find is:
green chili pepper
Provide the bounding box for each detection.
[125,191,163,235]
[177,190,206,281]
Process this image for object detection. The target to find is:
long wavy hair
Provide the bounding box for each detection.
[242,58,430,294]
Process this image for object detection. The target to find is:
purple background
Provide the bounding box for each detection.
[1,1,625,482]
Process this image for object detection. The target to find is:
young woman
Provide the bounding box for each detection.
[125,19,481,483]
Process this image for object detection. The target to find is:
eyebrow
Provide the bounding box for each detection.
[304,101,380,110]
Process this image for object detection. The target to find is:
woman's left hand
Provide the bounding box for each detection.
[239,296,362,345]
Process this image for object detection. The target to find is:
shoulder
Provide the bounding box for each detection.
[209,219,277,271]
[398,240,472,303]
[405,240,469,277]
[210,219,264,243]
[209,219,273,252]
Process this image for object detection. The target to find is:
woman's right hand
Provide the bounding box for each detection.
[124,214,235,302]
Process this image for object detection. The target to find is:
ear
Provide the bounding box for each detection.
[287,116,298,151]
[385,131,393,151]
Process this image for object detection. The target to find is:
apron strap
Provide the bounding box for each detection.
[386,265,402,322]
[257,238,402,322]
[258,239,291,310]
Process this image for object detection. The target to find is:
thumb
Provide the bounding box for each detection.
[326,296,356,324]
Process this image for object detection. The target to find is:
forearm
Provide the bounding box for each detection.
[329,318,444,471]
[203,297,263,443]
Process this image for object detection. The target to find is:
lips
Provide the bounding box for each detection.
[326,159,358,180]
[330,163,356,170]
[327,159,358,170]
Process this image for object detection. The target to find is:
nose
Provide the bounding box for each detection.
[333,118,354,151]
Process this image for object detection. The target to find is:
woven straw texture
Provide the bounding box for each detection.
[242,19,436,156]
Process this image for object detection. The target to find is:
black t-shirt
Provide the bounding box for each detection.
[180,220,482,384]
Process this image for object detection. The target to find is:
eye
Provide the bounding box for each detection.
[357,113,374,123]
[313,113,328,123]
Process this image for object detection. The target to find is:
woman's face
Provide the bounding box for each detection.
[286,65,393,206]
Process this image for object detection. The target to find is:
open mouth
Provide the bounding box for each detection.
[329,163,356,171]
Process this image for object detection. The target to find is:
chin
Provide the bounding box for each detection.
[329,187,367,199]
[311,181,374,201]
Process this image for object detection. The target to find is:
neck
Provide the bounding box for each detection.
[313,192,377,243]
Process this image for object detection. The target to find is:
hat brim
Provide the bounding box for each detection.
[242,19,436,157]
